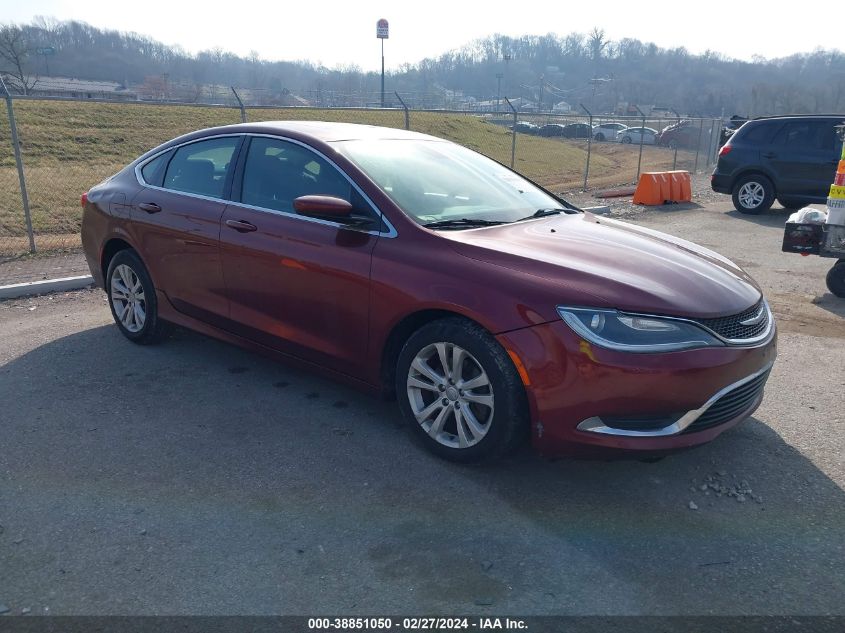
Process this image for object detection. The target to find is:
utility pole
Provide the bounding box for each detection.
[495,73,503,112]
[538,74,544,111]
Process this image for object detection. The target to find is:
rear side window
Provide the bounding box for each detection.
[771,120,842,151]
[162,137,240,199]
[739,122,778,144]
[140,150,171,187]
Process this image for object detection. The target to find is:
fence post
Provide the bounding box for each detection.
[704,118,716,167]
[580,103,593,191]
[394,91,410,130]
[0,77,35,254]
[634,105,646,181]
[230,87,246,123]
[669,108,681,171]
[505,97,517,169]
[693,118,705,173]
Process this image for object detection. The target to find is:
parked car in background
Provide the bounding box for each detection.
[711,114,845,213]
[657,121,702,149]
[617,127,658,145]
[561,123,592,139]
[513,121,539,135]
[81,121,776,463]
[537,123,566,137]
[593,122,627,141]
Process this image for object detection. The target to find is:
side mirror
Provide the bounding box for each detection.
[293,195,375,229]
[293,195,353,219]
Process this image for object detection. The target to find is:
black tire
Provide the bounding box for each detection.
[395,318,529,464]
[621,136,632,144]
[105,249,171,344]
[731,174,775,214]
[826,260,845,298]
[595,133,605,142]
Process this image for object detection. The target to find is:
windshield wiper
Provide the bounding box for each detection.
[513,208,567,222]
[423,218,507,229]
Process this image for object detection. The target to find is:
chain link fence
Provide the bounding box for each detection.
[0,94,723,266]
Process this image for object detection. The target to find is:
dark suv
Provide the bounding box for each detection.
[711,115,845,214]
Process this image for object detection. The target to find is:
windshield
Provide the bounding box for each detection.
[334,139,564,225]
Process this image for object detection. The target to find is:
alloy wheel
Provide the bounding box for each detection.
[738,181,765,209]
[406,342,495,449]
[110,264,146,333]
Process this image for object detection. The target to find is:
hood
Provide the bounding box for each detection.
[440,213,762,319]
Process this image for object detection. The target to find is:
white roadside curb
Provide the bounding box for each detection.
[0,275,95,300]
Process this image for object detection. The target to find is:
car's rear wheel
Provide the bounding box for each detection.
[106,249,171,344]
[826,260,845,298]
[395,318,528,463]
[732,174,775,214]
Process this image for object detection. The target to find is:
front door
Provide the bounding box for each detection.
[767,120,842,198]
[219,136,381,378]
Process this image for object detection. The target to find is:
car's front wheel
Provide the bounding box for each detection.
[621,136,632,144]
[594,132,605,141]
[826,260,845,298]
[395,318,528,463]
[106,249,171,344]
[732,174,775,214]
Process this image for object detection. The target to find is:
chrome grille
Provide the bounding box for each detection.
[692,300,769,341]
[682,369,770,434]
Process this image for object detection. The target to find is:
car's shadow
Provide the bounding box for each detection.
[725,205,806,227]
[1,324,843,615]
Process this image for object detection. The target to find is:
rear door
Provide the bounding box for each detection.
[218,135,382,377]
[131,135,242,322]
[767,120,842,197]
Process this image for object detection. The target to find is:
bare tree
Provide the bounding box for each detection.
[0,24,37,94]
[588,27,607,62]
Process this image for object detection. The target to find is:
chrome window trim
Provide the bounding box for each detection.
[576,360,775,437]
[133,133,241,197]
[133,132,397,238]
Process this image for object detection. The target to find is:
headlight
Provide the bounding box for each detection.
[557,306,723,353]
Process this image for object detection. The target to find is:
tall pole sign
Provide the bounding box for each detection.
[377,18,389,107]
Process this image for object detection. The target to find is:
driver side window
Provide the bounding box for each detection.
[240,137,357,214]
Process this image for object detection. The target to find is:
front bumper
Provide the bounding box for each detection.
[496,320,777,458]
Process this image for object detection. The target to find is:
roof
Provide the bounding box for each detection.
[752,113,845,121]
[26,75,129,93]
[213,120,442,143]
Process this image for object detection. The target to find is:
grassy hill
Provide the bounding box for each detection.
[0,99,694,253]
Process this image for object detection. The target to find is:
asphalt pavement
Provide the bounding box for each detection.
[0,199,843,616]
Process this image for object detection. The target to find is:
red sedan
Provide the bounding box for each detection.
[81,122,776,462]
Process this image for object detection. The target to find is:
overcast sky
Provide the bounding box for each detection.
[4,0,836,71]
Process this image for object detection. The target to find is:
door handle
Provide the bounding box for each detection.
[762,152,776,159]
[137,202,162,213]
[225,219,258,233]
